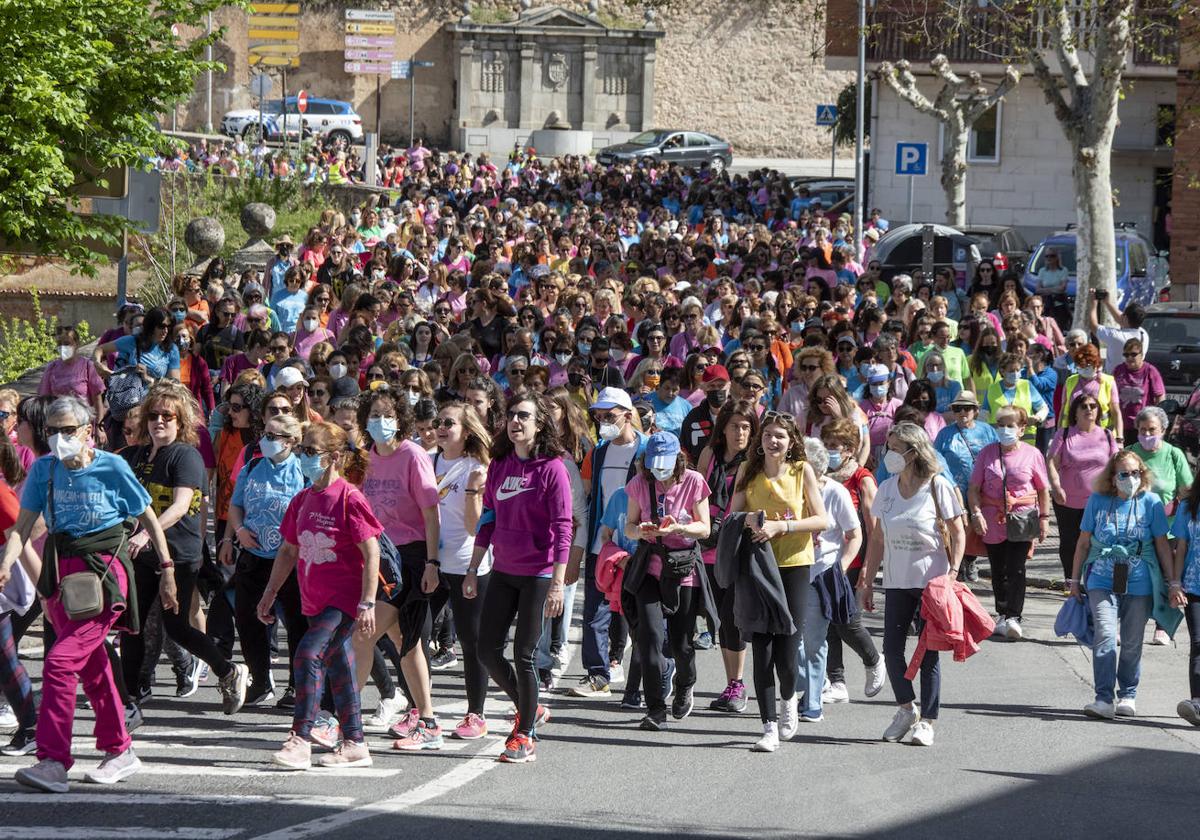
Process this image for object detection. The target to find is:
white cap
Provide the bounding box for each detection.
[590,386,634,412]
[275,367,306,389]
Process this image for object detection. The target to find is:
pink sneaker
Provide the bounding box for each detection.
[272,733,312,770]
[392,720,444,751]
[387,708,420,739]
[316,740,372,768]
[453,712,488,740]
[309,712,341,749]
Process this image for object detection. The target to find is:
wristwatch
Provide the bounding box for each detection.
[426,558,441,568]
[357,600,375,610]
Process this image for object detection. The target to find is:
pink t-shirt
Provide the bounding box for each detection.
[1113,363,1164,432]
[969,442,1049,544]
[1046,426,1119,509]
[626,469,710,586]
[361,439,440,547]
[39,356,105,402]
[279,478,382,617]
[293,326,336,361]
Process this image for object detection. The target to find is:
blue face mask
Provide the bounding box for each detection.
[577,342,592,356]
[297,452,327,481]
[870,383,888,399]
[996,425,1020,446]
[927,369,945,384]
[790,321,803,334]
[826,449,843,470]
[172,310,186,323]
[366,417,397,444]
[1003,371,1020,387]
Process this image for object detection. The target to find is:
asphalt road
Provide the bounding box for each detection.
[2,579,1197,839]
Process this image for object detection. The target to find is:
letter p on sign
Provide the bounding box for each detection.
[895,142,928,176]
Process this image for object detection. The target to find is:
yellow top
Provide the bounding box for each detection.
[744,461,814,567]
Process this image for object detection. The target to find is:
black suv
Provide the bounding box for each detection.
[1147,304,1200,461]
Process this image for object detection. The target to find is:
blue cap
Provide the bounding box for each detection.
[645,432,681,471]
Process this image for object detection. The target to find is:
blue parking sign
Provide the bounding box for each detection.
[895,142,928,176]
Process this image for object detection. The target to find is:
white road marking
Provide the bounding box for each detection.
[6,829,239,839]
[0,763,403,779]
[0,792,356,807]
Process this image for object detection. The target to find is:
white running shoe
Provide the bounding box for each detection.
[1084,700,1116,720]
[1005,618,1024,641]
[0,703,17,734]
[909,719,935,746]
[883,705,921,742]
[751,722,779,752]
[822,681,850,704]
[864,661,886,698]
[84,747,142,785]
[365,695,407,732]
[778,696,799,740]
[1115,698,1136,718]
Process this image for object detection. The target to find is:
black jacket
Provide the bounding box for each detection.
[714,511,795,636]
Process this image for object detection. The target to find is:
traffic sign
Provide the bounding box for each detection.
[346,9,395,22]
[250,72,273,100]
[816,104,838,126]
[344,49,395,61]
[391,60,412,79]
[296,89,308,114]
[895,142,929,176]
[414,60,435,68]
[344,61,392,75]
[345,21,396,35]
[345,35,395,48]
[248,3,300,68]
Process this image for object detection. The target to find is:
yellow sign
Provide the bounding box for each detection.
[345,22,396,35]
[249,3,300,68]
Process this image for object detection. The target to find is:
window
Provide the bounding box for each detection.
[307,102,336,116]
[1128,242,1148,278]
[968,102,1001,163]
[686,133,709,147]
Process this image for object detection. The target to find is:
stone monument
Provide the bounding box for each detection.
[230,202,277,275]
[183,217,225,277]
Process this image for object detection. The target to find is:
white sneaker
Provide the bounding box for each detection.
[1005,618,1024,641]
[1150,628,1170,646]
[608,663,626,686]
[550,646,571,675]
[864,661,886,698]
[83,747,142,785]
[993,618,1010,638]
[365,695,408,732]
[1115,698,1136,718]
[909,719,935,746]
[883,705,921,742]
[751,722,779,752]
[1084,700,1116,720]
[0,703,18,734]
[1176,698,1200,726]
[778,696,799,740]
[822,681,850,704]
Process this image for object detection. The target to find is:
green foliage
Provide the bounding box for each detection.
[0,0,237,273]
[833,80,871,148]
[469,6,517,24]
[0,288,92,383]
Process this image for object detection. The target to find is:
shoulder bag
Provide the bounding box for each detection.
[1000,447,1040,542]
[48,462,118,621]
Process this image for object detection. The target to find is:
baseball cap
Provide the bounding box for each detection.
[865,364,891,385]
[275,367,306,389]
[330,377,361,400]
[645,432,681,471]
[590,386,633,412]
[701,364,730,383]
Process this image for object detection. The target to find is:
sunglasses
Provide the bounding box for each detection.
[46,424,81,437]
[296,445,328,457]
[147,411,177,423]
[435,308,451,315]
[1116,470,1143,480]
[762,411,795,424]
[506,409,534,421]
[1078,403,1099,411]
[266,405,290,416]
[228,402,248,413]
[431,418,458,429]
[263,432,290,443]
[1123,352,1140,358]
[746,344,766,352]
[170,307,186,314]
[508,367,528,376]
[952,405,976,413]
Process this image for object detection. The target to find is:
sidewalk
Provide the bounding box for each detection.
[976,517,1068,591]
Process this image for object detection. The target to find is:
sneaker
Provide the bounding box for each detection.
[1115,698,1137,718]
[317,739,372,767]
[429,647,458,670]
[608,662,626,686]
[1005,617,1024,641]
[1176,698,1200,726]
[219,663,249,715]
[550,646,570,675]
[1084,700,1116,720]
[694,631,714,650]
[453,712,488,740]
[197,663,210,683]
[2,728,37,756]
[309,711,342,749]
[751,722,779,753]
[176,657,203,698]
[15,758,70,793]
[567,674,611,698]
[1150,628,1170,646]
[0,702,16,734]
[537,668,558,693]
[533,704,551,728]
[619,691,645,710]
[244,685,276,708]
[962,558,979,582]
[883,705,921,742]
[392,719,444,751]
[800,711,824,723]
[124,703,144,733]
[83,747,142,785]
[272,732,312,770]
[864,661,886,698]
[498,732,536,763]
[671,687,694,720]
[822,681,850,704]
[275,686,296,710]
[366,695,407,732]
[909,719,934,746]
[710,680,748,713]
[778,696,799,740]
[388,708,420,739]
[638,714,667,732]
[993,617,1010,638]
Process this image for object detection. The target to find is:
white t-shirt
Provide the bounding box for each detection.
[434,453,492,576]
[592,439,638,553]
[873,475,963,589]
[814,479,860,573]
[1096,324,1149,374]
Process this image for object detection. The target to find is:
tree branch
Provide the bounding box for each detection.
[876,60,949,122]
[1026,44,1076,134]
[1050,3,1088,105]
[965,65,1020,125]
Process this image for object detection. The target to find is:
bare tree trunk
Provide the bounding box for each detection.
[942,113,969,227]
[1071,120,1119,328]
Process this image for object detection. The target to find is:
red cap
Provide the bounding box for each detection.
[701,364,730,383]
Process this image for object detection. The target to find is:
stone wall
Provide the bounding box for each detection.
[176,1,849,157]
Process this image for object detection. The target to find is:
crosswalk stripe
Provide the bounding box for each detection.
[7,830,238,839]
[0,763,403,779]
[0,792,356,807]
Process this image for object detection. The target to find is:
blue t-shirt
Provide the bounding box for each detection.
[934,421,998,495]
[22,452,152,537]
[113,334,180,380]
[599,487,638,555]
[270,289,308,335]
[647,394,693,439]
[230,454,308,559]
[933,380,963,413]
[1169,501,1200,596]
[1082,492,1168,596]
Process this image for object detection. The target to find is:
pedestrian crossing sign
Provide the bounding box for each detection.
[816,105,838,127]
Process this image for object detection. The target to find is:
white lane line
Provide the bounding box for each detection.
[6,829,238,839]
[249,740,506,840]
[0,792,356,807]
[0,764,403,779]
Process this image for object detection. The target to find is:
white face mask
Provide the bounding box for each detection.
[406,389,420,406]
[329,363,348,380]
[50,431,84,461]
[650,465,675,481]
[598,422,621,442]
[996,426,1020,446]
[882,449,908,475]
[1079,366,1096,380]
[303,318,319,333]
[58,345,73,361]
[1115,474,1138,497]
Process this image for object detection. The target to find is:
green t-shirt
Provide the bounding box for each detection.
[1126,441,1192,516]
[920,344,970,386]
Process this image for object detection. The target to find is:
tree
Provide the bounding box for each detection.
[832,79,872,148]
[875,55,1018,227]
[0,0,230,273]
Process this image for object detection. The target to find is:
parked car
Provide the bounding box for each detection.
[595,130,733,173]
[1142,303,1200,400]
[961,225,1031,276]
[222,97,364,145]
[789,177,855,210]
[1020,225,1169,309]
[870,222,981,287]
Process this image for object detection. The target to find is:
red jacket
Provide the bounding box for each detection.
[905,575,995,680]
[596,542,629,615]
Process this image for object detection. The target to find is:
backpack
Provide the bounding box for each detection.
[107,349,148,419]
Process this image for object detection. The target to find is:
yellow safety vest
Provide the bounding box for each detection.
[1059,374,1115,429]
[986,379,1036,440]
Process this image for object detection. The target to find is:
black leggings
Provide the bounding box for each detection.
[121,556,233,699]
[825,565,880,683]
[704,563,743,652]
[986,539,1032,620]
[1053,502,1086,581]
[752,566,810,723]
[632,575,698,720]
[478,570,551,736]
[233,550,306,694]
[1185,594,1200,700]
[431,571,491,716]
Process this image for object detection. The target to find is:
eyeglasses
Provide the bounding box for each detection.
[147,411,177,423]
[762,411,795,424]
[227,402,248,413]
[506,409,534,421]
[46,424,81,437]
[263,432,290,443]
[646,335,665,343]
[431,418,458,429]
[266,405,290,416]
[1116,470,1143,480]
[799,364,821,372]
[296,445,329,457]
[746,344,766,352]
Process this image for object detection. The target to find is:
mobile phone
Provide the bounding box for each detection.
[755,510,766,530]
[1095,289,1109,301]
[1112,561,1129,595]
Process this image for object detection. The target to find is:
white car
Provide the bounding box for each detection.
[221,97,364,145]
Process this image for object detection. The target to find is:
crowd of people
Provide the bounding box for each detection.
[0,149,1198,794]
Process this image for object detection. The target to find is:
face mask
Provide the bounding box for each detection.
[650,465,675,481]
[173,310,186,323]
[1079,366,1096,380]
[372,270,385,282]
[132,326,143,336]
[644,374,661,389]
[1003,371,1020,387]
[982,345,998,357]
[406,389,420,406]
[298,452,327,482]
[858,364,871,379]
[610,349,626,362]
[826,449,843,470]
[1138,433,1162,451]
[259,436,287,460]
[882,449,908,475]
[870,383,888,399]
[598,422,621,442]
[790,321,803,334]
[555,352,572,366]
[329,363,348,380]
[303,318,319,333]
[58,345,73,361]
[996,426,1020,446]
[577,342,592,356]
[49,430,84,461]
[706,388,728,409]
[367,417,398,444]
[177,335,191,350]
[927,369,944,383]
[1115,474,1138,497]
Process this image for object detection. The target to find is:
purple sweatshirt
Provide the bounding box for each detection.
[475,453,573,576]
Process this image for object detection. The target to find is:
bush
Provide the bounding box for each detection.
[0,289,92,383]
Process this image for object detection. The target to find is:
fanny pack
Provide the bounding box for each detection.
[46,470,125,620]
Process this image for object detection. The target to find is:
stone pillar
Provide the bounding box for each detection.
[455,38,475,134]
[518,40,535,129]
[639,45,656,131]
[581,41,597,130]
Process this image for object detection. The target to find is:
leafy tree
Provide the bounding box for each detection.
[0,0,230,273]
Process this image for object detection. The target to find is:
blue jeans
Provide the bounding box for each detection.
[1087,588,1152,704]
[797,593,831,718]
[536,581,577,671]
[581,558,612,680]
